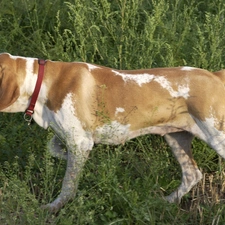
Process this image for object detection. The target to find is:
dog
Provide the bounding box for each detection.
[1,53,225,212]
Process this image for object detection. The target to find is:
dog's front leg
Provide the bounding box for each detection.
[43,137,93,213]
[48,135,67,160]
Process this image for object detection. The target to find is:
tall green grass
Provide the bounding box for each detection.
[0,0,225,224]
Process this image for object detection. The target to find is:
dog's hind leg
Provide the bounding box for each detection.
[47,135,67,160]
[164,131,202,203]
[192,116,225,159]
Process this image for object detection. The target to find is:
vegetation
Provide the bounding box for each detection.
[0,0,225,224]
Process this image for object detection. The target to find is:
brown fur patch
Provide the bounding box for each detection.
[0,54,21,109]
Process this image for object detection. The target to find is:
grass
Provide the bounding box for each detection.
[1,0,225,224]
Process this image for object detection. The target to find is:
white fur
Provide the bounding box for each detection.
[154,76,190,99]
[112,70,190,99]
[86,63,100,71]
[112,70,155,86]
[191,116,225,158]
[9,54,32,61]
[8,54,38,94]
[181,66,195,71]
[24,58,37,93]
[115,107,125,116]
[94,121,130,145]
[49,93,93,151]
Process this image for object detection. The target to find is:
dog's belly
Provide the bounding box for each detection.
[93,121,183,145]
[93,121,130,144]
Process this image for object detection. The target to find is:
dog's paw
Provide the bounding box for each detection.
[41,202,62,214]
[164,193,180,204]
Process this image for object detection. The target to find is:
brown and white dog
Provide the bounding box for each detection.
[1,53,225,212]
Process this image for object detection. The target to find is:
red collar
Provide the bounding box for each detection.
[24,59,46,125]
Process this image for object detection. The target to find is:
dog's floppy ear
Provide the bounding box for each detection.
[0,65,20,110]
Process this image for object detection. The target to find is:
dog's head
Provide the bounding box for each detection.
[0,53,21,111]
